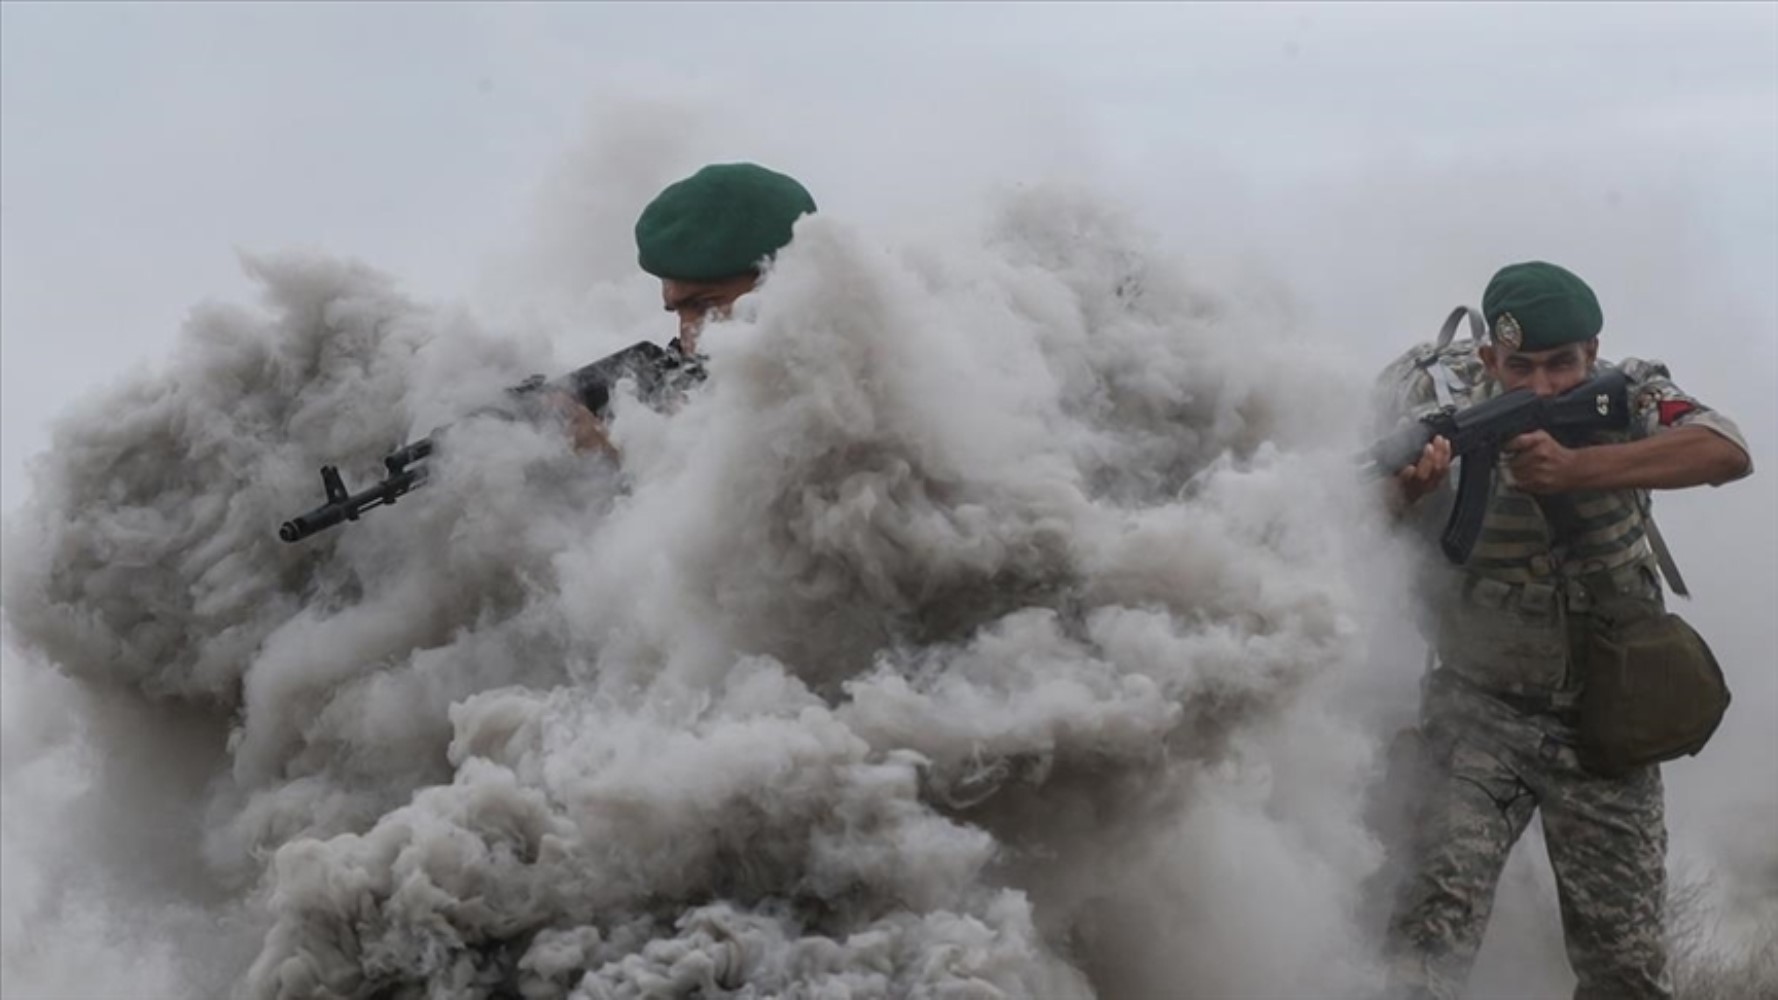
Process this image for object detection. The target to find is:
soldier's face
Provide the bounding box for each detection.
[662,274,759,350]
[1480,338,1598,397]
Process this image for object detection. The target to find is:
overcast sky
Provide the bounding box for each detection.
[4,1,1774,520]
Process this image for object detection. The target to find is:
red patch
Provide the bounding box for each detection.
[1657,399,1697,426]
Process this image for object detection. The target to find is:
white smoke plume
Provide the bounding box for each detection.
[8,8,1775,998]
[2,170,1421,998]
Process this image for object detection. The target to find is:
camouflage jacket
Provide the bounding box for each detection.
[1384,351,1751,698]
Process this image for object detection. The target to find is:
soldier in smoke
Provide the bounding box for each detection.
[557,161,818,452]
[1380,261,1753,999]
[275,161,818,540]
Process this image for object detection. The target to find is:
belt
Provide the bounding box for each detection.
[1432,665,1581,719]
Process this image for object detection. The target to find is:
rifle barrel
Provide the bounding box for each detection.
[278,465,428,543]
[275,339,698,543]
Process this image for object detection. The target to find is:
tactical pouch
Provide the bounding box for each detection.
[1576,597,1730,775]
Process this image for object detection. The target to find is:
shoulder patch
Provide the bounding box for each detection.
[1657,399,1697,426]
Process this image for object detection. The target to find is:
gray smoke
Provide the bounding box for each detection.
[9,8,1775,998]
[2,183,1418,998]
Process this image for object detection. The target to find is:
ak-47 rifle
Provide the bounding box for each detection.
[1360,368,1632,564]
[277,340,703,543]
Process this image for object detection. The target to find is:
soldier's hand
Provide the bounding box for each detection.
[1505,430,1578,493]
[1393,435,1452,508]
[543,391,618,457]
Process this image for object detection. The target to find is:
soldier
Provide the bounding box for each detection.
[559,161,817,452]
[635,161,817,354]
[1383,261,1753,999]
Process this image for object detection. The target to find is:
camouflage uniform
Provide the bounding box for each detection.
[1383,357,1752,1000]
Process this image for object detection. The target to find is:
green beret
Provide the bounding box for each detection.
[634,163,817,282]
[1481,261,1603,352]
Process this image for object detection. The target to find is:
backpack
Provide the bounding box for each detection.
[1369,306,1488,437]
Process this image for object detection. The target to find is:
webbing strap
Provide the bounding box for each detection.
[1644,515,1690,599]
[1421,306,1486,409]
[1435,305,1486,349]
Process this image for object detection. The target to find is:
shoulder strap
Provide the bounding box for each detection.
[1628,486,1690,598]
[1436,304,1486,350]
[1643,511,1690,598]
[1421,306,1486,409]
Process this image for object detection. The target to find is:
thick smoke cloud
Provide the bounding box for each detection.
[3,176,1417,998]
[5,10,1773,992]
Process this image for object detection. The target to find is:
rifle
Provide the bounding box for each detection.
[1360,368,1631,564]
[277,340,703,543]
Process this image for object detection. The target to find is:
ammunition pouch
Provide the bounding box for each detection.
[1575,595,1730,775]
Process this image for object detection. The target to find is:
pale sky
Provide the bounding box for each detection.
[4,1,1775,515]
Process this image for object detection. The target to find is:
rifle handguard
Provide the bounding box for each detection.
[277,340,702,543]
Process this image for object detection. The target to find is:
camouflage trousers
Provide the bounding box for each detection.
[1384,672,1673,1000]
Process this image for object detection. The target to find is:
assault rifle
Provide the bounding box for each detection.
[277,340,703,543]
[1361,369,1631,564]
